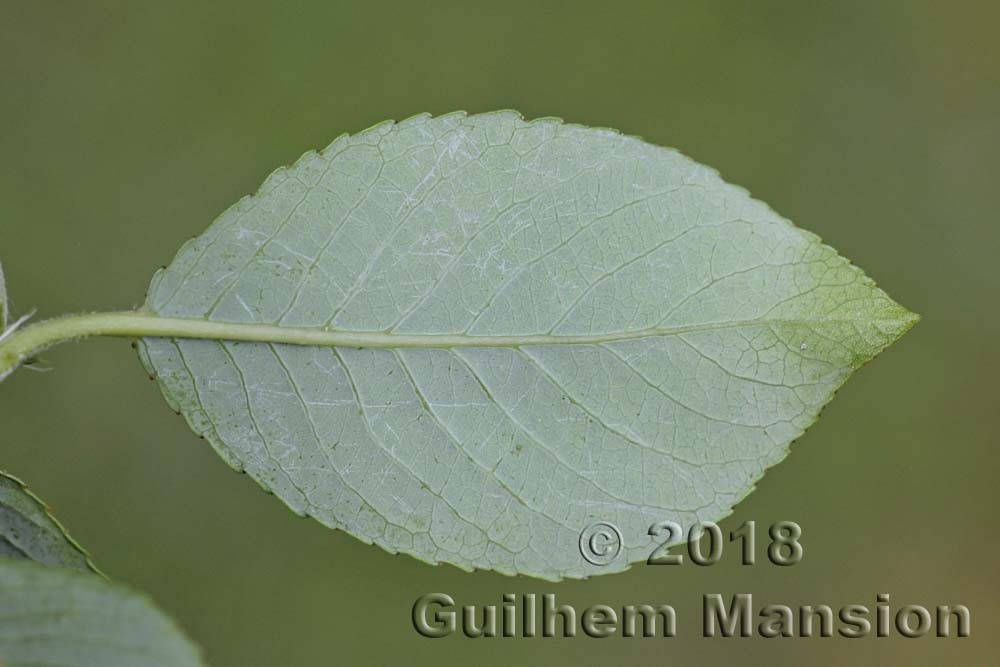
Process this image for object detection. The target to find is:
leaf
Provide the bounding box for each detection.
[137,110,917,579]
[0,559,204,667]
[0,470,101,574]
[0,472,203,665]
[0,258,7,331]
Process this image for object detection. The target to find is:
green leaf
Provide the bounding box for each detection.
[0,472,203,665]
[0,470,101,574]
[0,258,7,331]
[0,559,204,667]
[137,110,917,579]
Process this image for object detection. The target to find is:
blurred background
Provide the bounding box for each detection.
[1,1,997,664]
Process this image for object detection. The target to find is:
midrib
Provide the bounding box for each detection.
[59,311,910,348]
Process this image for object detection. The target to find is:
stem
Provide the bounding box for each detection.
[0,309,919,383]
[0,310,637,380]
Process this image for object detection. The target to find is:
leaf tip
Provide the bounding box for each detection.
[893,302,922,338]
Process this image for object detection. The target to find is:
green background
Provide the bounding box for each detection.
[1,1,996,664]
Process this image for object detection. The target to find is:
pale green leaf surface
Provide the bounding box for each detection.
[0,258,7,331]
[0,471,100,574]
[138,111,916,579]
[0,474,200,663]
[0,560,203,667]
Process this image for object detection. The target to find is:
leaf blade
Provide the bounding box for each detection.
[0,473,203,665]
[139,111,916,579]
[0,258,7,331]
[0,560,204,667]
[0,470,101,575]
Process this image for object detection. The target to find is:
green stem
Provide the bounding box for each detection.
[0,309,918,383]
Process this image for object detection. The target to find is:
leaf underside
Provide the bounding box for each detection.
[138,110,916,580]
[0,470,100,573]
[0,258,7,331]
[0,265,8,334]
[0,472,203,665]
[0,560,203,667]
